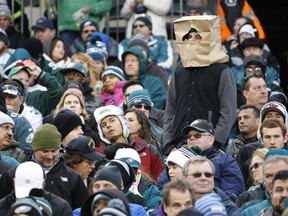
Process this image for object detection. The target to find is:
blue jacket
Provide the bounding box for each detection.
[242,199,270,216]
[203,147,245,202]
[232,65,280,86]
[122,46,167,109]
[139,176,162,211]
[214,187,243,216]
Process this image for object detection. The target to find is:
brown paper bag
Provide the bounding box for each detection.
[174,15,229,67]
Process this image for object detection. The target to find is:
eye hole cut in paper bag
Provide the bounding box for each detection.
[174,15,229,67]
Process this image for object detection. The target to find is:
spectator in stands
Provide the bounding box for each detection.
[46,36,71,69]
[0,84,34,154]
[126,33,168,87]
[5,48,63,116]
[52,110,85,147]
[0,124,89,210]
[119,16,173,72]
[235,147,268,208]
[0,27,13,77]
[183,156,242,215]
[237,101,288,185]
[258,170,288,216]
[182,119,245,202]
[58,1,112,46]
[0,4,26,49]
[164,16,236,154]
[100,66,126,106]
[127,89,163,144]
[121,46,166,110]
[64,136,105,191]
[69,19,98,54]
[31,17,56,56]
[242,73,268,110]
[217,0,265,43]
[186,0,211,16]
[242,153,288,215]
[227,104,260,159]
[161,179,195,216]
[1,79,43,131]
[0,161,73,215]
[121,0,171,39]
[0,111,25,163]
[94,105,164,181]
[122,80,164,128]
[61,60,104,114]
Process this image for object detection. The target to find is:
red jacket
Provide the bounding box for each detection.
[96,136,164,182]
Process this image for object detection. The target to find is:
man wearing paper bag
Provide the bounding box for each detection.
[163,16,237,154]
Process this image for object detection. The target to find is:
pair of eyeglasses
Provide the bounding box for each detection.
[186,133,210,140]
[83,29,96,34]
[82,159,96,166]
[250,162,263,171]
[133,104,151,110]
[133,24,146,29]
[187,172,214,178]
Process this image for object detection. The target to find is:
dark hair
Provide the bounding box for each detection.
[122,80,144,95]
[49,36,68,62]
[162,178,195,206]
[272,170,288,188]
[124,108,157,146]
[260,118,287,137]
[1,79,24,96]
[242,73,264,91]
[239,104,260,118]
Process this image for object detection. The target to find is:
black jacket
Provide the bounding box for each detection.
[0,190,72,216]
[0,159,88,210]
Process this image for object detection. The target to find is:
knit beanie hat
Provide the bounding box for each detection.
[93,166,123,190]
[94,105,129,144]
[115,148,141,169]
[127,89,154,108]
[86,47,105,64]
[80,19,98,33]
[0,111,14,126]
[133,16,152,30]
[238,23,257,38]
[32,124,61,152]
[265,149,288,160]
[260,101,287,122]
[101,66,125,81]
[106,159,135,193]
[0,4,11,19]
[166,146,199,168]
[195,193,227,216]
[0,27,8,45]
[23,38,43,59]
[128,33,148,54]
[52,109,85,140]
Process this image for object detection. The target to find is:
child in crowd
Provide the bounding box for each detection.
[100,66,126,106]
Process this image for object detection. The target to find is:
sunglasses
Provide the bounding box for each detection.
[250,162,263,171]
[186,133,210,140]
[187,172,214,178]
[133,104,151,110]
[133,24,146,29]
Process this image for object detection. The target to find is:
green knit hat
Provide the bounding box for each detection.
[32,124,61,152]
